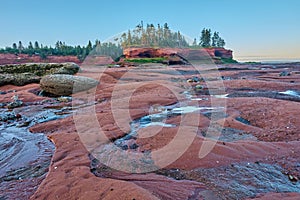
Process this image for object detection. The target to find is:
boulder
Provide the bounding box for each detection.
[40,74,99,96]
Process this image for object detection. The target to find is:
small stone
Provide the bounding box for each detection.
[57,96,72,102]
[192,77,200,82]
[7,100,23,109]
[129,143,138,149]
[195,85,203,90]
[288,174,298,182]
[17,120,31,127]
[279,71,291,76]
[121,145,129,150]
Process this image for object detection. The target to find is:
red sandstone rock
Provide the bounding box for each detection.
[0,53,81,65]
[83,55,114,65]
[1,62,300,199]
[123,47,233,60]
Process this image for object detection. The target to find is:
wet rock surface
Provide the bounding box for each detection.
[0,62,300,199]
[0,85,74,200]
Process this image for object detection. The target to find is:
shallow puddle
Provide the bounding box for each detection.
[279,90,300,98]
[0,104,71,199]
[0,127,54,180]
[228,90,300,102]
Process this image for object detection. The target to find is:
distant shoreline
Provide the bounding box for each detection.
[236,57,300,64]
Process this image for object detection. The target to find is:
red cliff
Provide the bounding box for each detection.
[123,47,233,61]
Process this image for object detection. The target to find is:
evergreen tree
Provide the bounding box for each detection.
[163,23,170,43]
[157,24,163,45]
[34,41,40,49]
[12,43,17,50]
[120,33,127,48]
[200,28,211,47]
[18,41,24,53]
[217,38,225,48]
[94,39,101,48]
[127,30,132,46]
[212,32,220,47]
[192,38,197,46]
[55,41,61,49]
[87,40,92,52]
[28,41,34,49]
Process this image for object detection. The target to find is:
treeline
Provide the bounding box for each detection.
[0,40,122,61]
[0,22,226,61]
[119,22,225,48]
[119,22,190,48]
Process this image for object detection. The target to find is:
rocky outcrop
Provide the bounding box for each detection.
[0,63,80,86]
[0,62,79,75]
[40,74,99,96]
[123,47,234,64]
[209,47,233,59]
[0,73,40,86]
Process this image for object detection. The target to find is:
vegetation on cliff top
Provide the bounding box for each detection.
[0,22,227,61]
[118,22,225,49]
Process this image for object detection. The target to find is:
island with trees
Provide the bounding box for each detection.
[0,22,236,65]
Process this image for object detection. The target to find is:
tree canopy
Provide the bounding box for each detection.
[200,28,226,48]
[119,22,189,48]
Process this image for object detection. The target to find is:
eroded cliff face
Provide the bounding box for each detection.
[123,47,233,61]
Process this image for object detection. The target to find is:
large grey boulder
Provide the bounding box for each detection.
[40,74,99,96]
[0,62,80,86]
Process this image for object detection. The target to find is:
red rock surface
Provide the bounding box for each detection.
[1,62,300,199]
[82,55,114,65]
[0,53,81,65]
